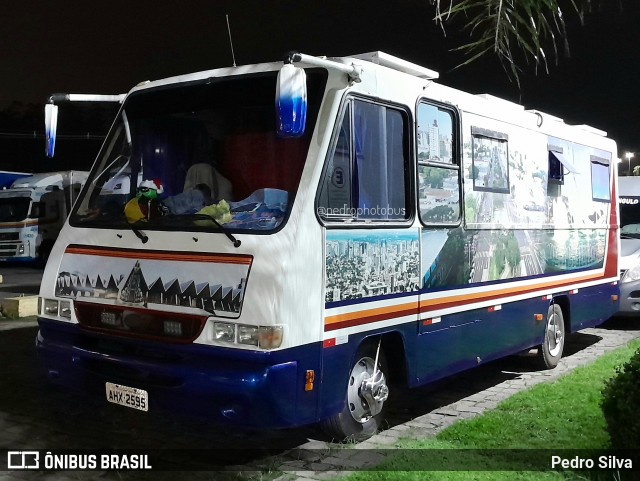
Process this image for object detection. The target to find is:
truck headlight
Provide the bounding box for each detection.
[622,265,640,284]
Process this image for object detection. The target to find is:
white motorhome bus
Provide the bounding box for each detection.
[0,171,88,263]
[616,175,640,315]
[36,52,619,440]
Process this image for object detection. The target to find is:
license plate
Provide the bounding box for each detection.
[105,382,148,412]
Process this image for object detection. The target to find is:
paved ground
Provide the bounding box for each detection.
[0,317,638,480]
[0,266,42,299]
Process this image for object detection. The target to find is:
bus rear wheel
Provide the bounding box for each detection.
[320,342,390,442]
[537,304,565,369]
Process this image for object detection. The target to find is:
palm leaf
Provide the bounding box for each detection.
[431,0,613,83]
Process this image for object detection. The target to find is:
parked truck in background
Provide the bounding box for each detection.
[0,170,30,189]
[0,171,88,263]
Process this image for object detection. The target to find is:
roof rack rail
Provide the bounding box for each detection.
[526,109,564,123]
[476,94,524,112]
[572,124,607,137]
[349,52,439,80]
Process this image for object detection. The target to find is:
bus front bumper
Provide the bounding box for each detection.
[36,318,318,429]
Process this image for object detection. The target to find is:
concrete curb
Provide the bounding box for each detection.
[0,295,38,318]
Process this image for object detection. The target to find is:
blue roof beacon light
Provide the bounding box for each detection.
[276,59,307,138]
[44,103,58,158]
[44,93,126,158]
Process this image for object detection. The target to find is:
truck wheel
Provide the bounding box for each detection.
[537,304,565,369]
[320,341,390,442]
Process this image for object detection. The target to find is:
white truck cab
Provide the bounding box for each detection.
[618,176,640,315]
[0,171,87,263]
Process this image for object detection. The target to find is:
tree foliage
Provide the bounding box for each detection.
[601,347,640,449]
[431,0,618,83]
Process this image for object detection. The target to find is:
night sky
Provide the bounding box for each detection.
[1,1,639,169]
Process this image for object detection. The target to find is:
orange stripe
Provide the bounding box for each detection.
[324,271,608,330]
[417,272,600,310]
[325,301,417,326]
[0,220,38,228]
[0,218,60,228]
[64,245,252,265]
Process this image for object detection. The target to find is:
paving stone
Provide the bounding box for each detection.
[314,456,366,470]
[273,475,297,481]
[387,423,411,432]
[369,433,400,446]
[406,426,439,438]
[288,475,321,481]
[311,470,355,481]
[279,460,310,470]
[404,420,435,430]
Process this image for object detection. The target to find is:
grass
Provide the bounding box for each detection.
[341,339,640,481]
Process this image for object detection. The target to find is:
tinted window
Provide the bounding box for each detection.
[318,99,409,222]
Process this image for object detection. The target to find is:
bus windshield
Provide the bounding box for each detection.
[71,69,327,233]
[620,199,640,238]
[0,197,30,222]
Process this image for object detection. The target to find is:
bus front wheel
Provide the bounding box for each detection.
[320,341,390,442]
[537,304,565,369]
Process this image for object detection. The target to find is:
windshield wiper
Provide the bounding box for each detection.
[132,226,149,243]
[125,220,149,243]
[193,214,241,248]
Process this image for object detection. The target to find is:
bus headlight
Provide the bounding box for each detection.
[212,322,283,349]
[59,300,72,319]
[213,321,236,342]
[43,299,59,316]
[238,324,259,346]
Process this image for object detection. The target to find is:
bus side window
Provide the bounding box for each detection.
[318,99,410,222]
[318,112,352,217]
[417,102,461,225]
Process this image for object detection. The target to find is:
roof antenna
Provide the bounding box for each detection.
[226,14,236,67]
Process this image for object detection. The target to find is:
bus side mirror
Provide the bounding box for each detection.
[45,103,59,158]
[275,63,307,138]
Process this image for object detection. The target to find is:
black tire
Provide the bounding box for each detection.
[320,341,390,442]
[537,304,565,369]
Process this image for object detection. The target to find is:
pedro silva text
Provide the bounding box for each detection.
[551,456,633,470]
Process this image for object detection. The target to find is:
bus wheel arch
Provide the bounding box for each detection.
[320,336,394,442]
[378,331,408,386]
[537,300,567,369]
